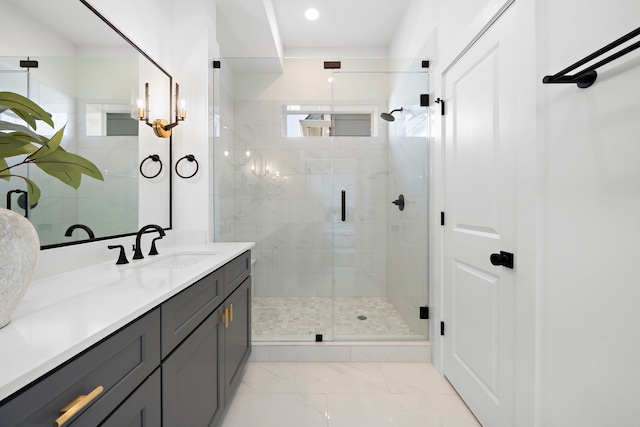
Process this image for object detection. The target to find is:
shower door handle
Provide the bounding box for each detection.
[341,191,346,222]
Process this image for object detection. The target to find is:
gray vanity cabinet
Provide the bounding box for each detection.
[223,276,252,402]
[161,306,225,426]
[160,268,224,359]
[161,250,251,426]
[0,308,161,427]
[223,250,251,298]
[0,250,251,427]
[99,369,162,426]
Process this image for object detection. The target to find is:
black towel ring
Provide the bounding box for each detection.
[175,154,199,179]
[139,154,163,179]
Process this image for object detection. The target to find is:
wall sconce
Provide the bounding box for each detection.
[251,160,270,178]
[137,82,186,138]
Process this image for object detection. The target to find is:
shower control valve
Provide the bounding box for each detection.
[392,194,405,211]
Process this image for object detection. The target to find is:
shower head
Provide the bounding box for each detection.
[380,107,403,122]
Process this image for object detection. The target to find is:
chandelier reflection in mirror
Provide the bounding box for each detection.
[137,83,186,138]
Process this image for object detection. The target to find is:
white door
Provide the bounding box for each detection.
[442,2,520,426]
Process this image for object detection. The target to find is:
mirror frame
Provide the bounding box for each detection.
[39,0,173,249]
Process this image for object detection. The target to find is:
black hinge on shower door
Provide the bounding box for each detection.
[20,59,38,68]
[440,212,445,226]
[440,321,445,336]
[419,306,429,319]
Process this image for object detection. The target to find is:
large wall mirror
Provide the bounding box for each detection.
[0,0,172,248]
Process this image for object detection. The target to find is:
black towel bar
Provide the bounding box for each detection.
[542,26,640,89]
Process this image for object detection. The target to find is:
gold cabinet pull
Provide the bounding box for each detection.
[229,303,233,322]
[222,308,229,328]
[53,385,104,427]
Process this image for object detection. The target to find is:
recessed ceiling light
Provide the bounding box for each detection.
[305,8,319,21]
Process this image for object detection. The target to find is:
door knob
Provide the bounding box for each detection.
[490,251,514,269]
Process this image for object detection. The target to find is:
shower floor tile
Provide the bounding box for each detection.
[252,296,414,338]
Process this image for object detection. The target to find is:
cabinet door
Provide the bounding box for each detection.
[98,369,161,427]
[0,309,160,427]
[161,268,224,358]
[224,277,252,402]
[162,307,224,427]
[223,251,250,297]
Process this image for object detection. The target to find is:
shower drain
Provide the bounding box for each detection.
[357,315,367,321]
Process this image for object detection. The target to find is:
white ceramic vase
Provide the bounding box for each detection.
[0,207,39,328]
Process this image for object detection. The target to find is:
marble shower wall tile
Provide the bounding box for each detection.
[217,79,429,305]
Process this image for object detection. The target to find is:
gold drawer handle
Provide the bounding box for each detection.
[53,385,104,427]
[222,308,229,328]
[229,303,233,322]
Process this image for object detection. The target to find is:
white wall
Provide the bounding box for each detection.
[393,0,640,425]
[87,0,172,68]
[0,0,76,56]
[168,0,216,241]
[537,0,640,425]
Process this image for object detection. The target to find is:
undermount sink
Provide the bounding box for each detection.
[128,252,217,270]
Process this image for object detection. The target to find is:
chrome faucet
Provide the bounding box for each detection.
[65,224,96,240]
[133,224,166,260]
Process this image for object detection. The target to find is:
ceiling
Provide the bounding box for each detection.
[271,0,410,50]
[216,0,411,62]
[10,0,411,59]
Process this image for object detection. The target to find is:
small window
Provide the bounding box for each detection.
[332,114,371,137]
[283,105,377,137]
[106,113,138,136]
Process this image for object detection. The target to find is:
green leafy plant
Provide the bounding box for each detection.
[0,91,103,204]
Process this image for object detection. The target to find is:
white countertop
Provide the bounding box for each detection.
[0,241,254,402]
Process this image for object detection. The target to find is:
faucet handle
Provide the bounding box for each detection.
[108,245,129,265]
[149,237,162,256]
[132,243,144,260]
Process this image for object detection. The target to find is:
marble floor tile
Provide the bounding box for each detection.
[424,394,482,426]
[380,362,458,395]
[327,394,442,427]
[222,393,329,427]
[222,361,480,427]
[294,362,389,394]
[236,362,297,394]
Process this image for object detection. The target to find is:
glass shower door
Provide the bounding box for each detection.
[213,57,337,342]
[330,68,430,340]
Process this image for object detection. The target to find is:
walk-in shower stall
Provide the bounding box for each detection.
[212,57,429,342]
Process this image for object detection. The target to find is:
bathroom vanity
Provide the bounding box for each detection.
[0,242,253,426]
